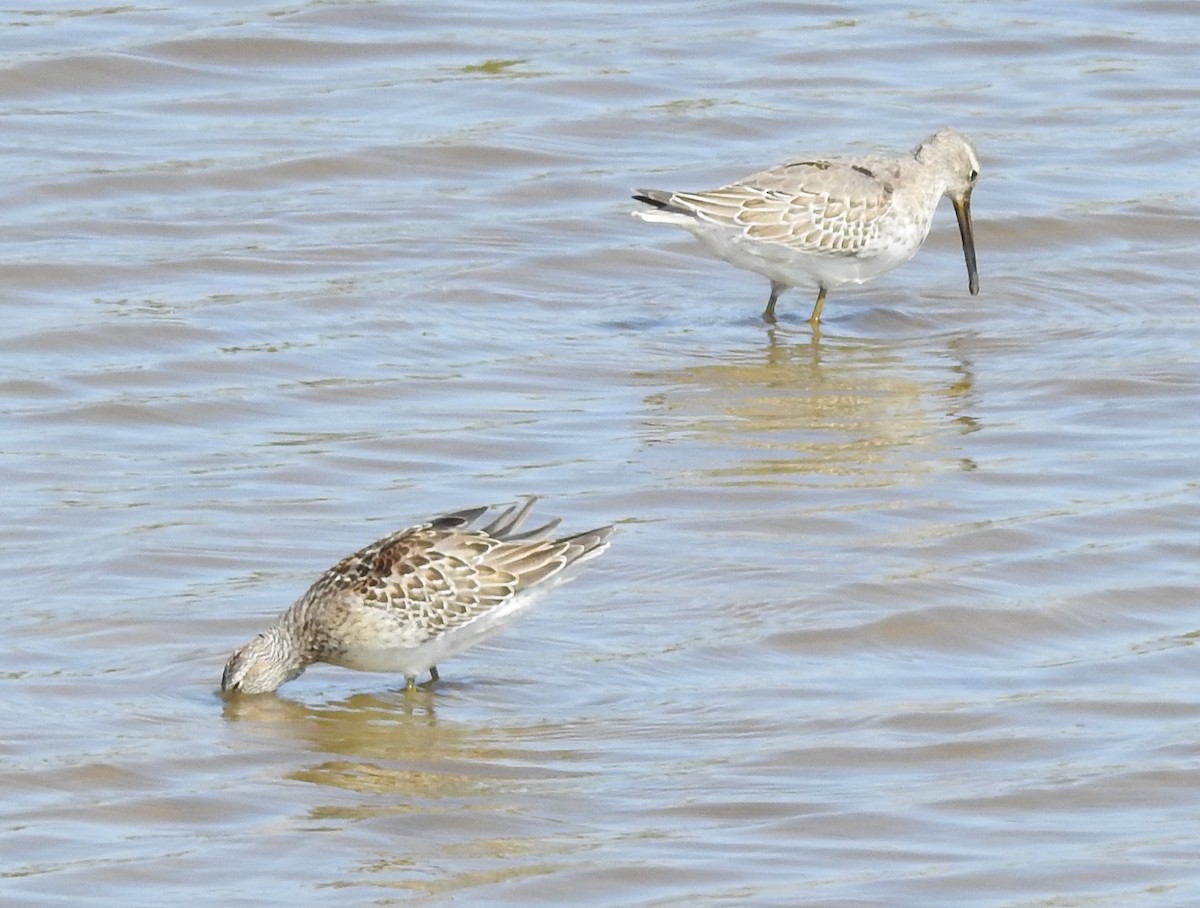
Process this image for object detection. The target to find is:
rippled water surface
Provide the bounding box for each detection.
[4,2,1200,905]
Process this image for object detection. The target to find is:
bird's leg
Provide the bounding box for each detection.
[763,283,784,323]
[808,285,828,325]
[404,675,416,693]
[429,665,440,684]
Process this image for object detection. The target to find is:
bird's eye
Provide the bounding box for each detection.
[969,169,979,182]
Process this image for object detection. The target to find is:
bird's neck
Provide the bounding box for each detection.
[266,619,312,675]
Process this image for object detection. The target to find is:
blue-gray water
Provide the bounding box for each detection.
[3,2,1200,905]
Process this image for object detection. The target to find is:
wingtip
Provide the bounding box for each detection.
[566,524,616,561]
[480,496,540,538]
[632,188,673,209]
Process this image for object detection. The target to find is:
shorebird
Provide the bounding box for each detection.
[221,499,614,694]
[632,127,980,324]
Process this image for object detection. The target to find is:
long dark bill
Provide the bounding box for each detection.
[953,189,979,296]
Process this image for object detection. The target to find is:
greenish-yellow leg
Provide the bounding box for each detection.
[404,666,438,692]
[763,283,783,323]
[808,285,828,324]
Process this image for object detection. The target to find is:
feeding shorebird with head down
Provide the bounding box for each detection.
[632,127,980,325]
[221,498,613,695]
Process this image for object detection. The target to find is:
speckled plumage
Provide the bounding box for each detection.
[633,127,980,324]
[221,499,614,694]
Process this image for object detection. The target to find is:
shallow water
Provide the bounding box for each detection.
[3,1,1200,905]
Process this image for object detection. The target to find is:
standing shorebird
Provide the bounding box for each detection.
[221,499,614,695]
[632,127,980,324]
